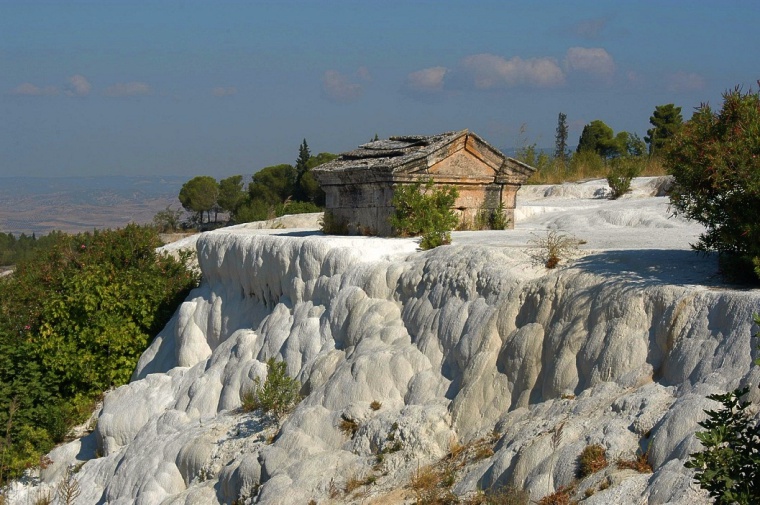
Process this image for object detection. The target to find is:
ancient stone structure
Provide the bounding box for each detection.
[312,130,536,235]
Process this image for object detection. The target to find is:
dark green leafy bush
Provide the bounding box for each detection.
[665,84,760,282]
[390,179,459,250]
[0,224,198,483]
[685,387,760,504]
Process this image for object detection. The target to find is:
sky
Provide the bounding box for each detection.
[1,0,758,179]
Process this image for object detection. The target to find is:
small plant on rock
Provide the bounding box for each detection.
[370,400,382,411]
[617,450,652,473]
[241,358,301,420]
[538,485,573,505]
[338,416,359,438]
[528,230,584,269]
[579,444,608,478]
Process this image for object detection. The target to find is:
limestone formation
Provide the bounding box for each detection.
[9,178,759,505]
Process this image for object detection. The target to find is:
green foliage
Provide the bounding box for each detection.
[665,85,760,282]
[293,139,311,202]
[217,175,246,215]
[249,164,296,206]
[0,225,198,483]
[685,387,760,504]
[607,157,643,199]
[646,104,683,156]
[241,358,301,421]
[474,201,509,231]
[179,175,219,224]
[554,112,569,163]
[390,179,459,250]
[152,206,185,233]
[0,232,64,267]
[577,120,615,157]
[319,210,349,235]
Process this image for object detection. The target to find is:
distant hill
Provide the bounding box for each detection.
[0,176,186,236]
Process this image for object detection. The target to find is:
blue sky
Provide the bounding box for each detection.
[1,0,758,178]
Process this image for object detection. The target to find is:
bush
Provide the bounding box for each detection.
[390,179,459,250]
[685,387,760,504]
[319,210,349,235]
[0,225,198,483]
[606,158,642,199]
[665,84,760,282]
[241,358,301,420]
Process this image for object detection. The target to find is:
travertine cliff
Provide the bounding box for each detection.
[13,179,759,504]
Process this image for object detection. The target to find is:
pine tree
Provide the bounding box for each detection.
[645,104,683,156]
[294,139,311,201]
[554,112,569,163]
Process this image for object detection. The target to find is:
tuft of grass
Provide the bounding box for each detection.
[617,451,652,473]
[338,417,359,438]
[475,446,495,460]
[370,400,382,411]
[537,485,573,505]
[344,474,364,494]
[579,444,608,478]
[528,231,584,269]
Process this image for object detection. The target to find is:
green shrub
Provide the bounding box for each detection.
[0,225,199,483]
[319,210,349,235]
[390,179,459,250]
[606,158,642,199]
[685,387,760,504]
[242,358,301,420]
[473,201,509,231]
[665,85,760,282]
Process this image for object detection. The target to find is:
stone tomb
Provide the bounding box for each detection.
[312,130,536,235]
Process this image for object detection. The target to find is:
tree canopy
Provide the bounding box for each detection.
[645,104,683,156]
[665,86,760,281]
[178,176,219,224]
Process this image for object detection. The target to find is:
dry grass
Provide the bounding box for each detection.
[537,485,573,505]
[579,444,608,478]
[528,231,585,269]
[338,417,359,438]
[617,451,653,473]
[370,400,382,411]
[409,465,458,505]
[526,155,667,185]
[345,474,364,494]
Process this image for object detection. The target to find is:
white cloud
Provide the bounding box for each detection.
[666,71,705,92]
[564,47,615,81]
[459,53,565,89]
[10,82,59,96]
[321,70,363,102]
[212,86,237,97]
[67,74,91,96]
[104,81,151,97]
[404,66,448,93]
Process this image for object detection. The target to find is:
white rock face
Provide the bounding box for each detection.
[14,178,760,505]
